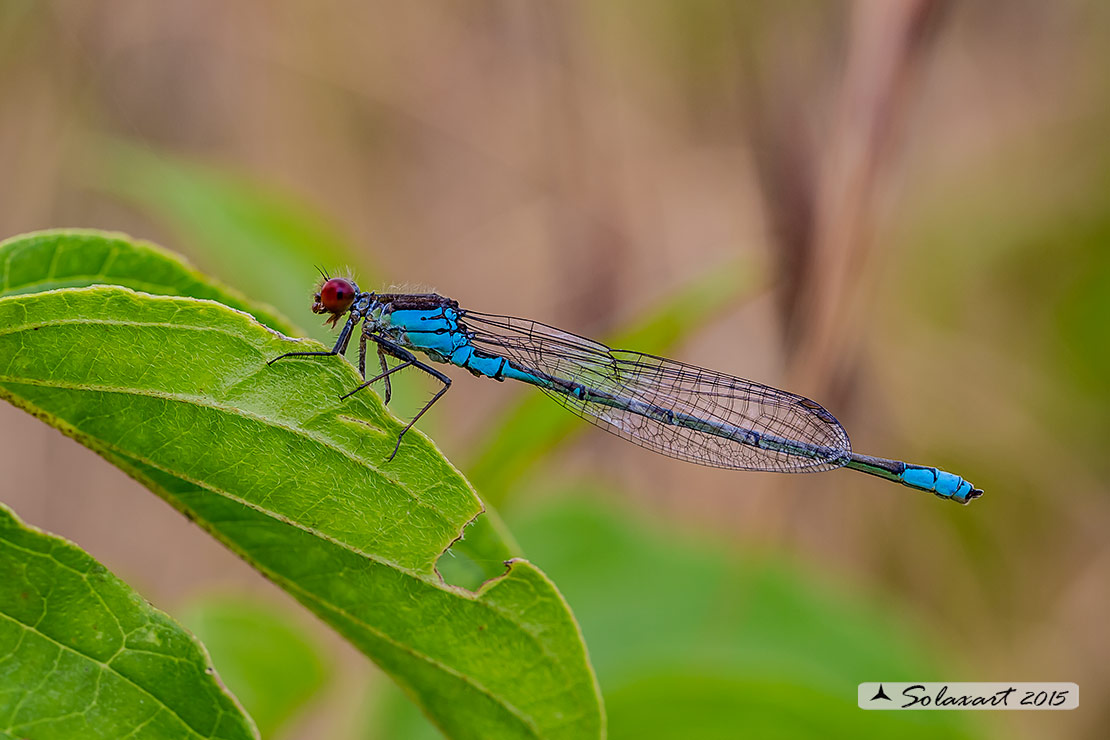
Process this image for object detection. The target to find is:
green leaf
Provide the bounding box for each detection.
[178,596,331,739]
[0,502,258,740]
[0,230,603,740]
[465,260,758,506]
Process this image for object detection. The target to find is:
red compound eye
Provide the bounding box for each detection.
[316,277,357,315]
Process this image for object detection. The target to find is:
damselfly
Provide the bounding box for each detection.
[269,276,982,504]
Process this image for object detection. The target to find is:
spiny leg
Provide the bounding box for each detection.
[361,333,453,461]
[355,332,391,404]
[386,362,451,462]
[377,346,392,404]
[268,315,358,365]
[358,331,367,377]
[339,359,414,401]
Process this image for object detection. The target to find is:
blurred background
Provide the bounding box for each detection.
[2,1,1108,738]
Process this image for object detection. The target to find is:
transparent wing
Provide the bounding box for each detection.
[462,311,851,472]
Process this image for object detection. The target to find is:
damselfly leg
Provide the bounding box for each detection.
[360,333,452,461]
[340,359,414,400]
[268,315,358,365]
[357,331,394,403]
[269,326,453,461]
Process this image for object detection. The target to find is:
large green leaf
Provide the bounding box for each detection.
[0,502,258,740]
[0,230,603,740]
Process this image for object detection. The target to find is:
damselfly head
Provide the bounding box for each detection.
[313,276,358,327]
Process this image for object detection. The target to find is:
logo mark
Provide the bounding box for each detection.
[870,684,892,701]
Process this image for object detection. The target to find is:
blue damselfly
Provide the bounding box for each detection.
[269,276,982,503]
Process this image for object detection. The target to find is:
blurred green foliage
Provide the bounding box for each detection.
[83,138,370,339]
[179,596,330,739]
